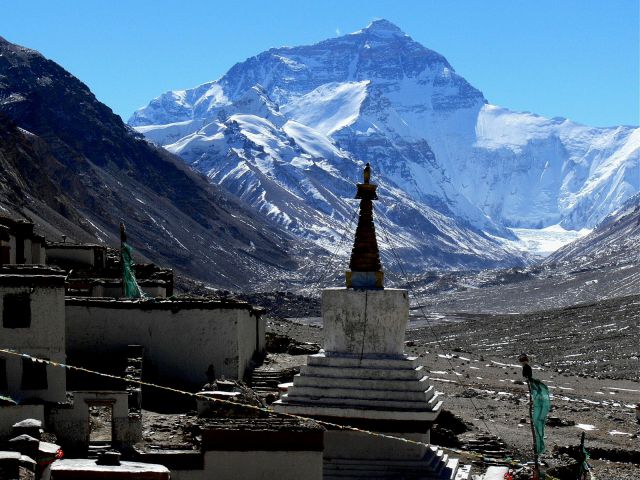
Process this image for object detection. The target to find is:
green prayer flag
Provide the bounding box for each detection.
[121,242,143,299]
[578,443,590,478]
[530,377,551,454]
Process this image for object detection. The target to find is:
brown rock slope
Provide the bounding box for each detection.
[0,36,314,288]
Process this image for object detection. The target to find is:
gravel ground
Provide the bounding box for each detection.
[267,294,639,479]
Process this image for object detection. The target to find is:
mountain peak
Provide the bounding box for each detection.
[359,19,406,37]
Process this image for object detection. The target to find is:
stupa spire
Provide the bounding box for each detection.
[346,163,384,289]
[275,163,455,479]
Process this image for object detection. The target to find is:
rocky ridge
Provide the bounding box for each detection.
[0,36,311,289]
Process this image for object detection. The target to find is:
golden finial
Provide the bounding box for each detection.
[363,162,371,184]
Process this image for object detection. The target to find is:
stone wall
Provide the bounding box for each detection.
[0,404,45,439]
[30,241,45,265]
[51,458,169,479]
[45,246,101,268]
[170,451,323,480]
[65,299,264,388]
[48,391,141,455]
[21,239,32,264]
[0,281,66,403]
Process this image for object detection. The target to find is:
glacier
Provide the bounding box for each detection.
[129,19,639,267]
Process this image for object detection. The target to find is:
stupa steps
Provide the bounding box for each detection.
[322,466,451,478]
[279,391,442,412]
[292,374,432,392]
[428,448,447,471]
[323,449,459,479]
[272,399,443,421]
[286,384,436,403]
[307,353,419,369]
[454,463,472,480]
[325,448,444,466]
[446,459,462,479]
[300,364,425,380]
[323,470,442,479]
[324,457,449,470]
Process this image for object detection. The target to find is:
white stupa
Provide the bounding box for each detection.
[274,164,469,479]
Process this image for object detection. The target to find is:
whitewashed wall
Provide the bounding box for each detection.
[65,301,263,387]
[0,284,66,402]
[0,404,45,439]
[45,247,95,267]
[48,390,140,455]
[31,241,45,265]
[171,451,323,480]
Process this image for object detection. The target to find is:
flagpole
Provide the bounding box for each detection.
[119,222,126,298]
[527,378,540,479]
[577,431,586,479]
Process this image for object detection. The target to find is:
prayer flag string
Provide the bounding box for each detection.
[0,347,560,478]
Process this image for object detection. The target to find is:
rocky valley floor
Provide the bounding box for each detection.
[264,294,639,479]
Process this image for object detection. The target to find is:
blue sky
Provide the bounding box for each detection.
[2,0,638,127]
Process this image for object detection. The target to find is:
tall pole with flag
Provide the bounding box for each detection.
[576,431,590,479]
[527,377,540,478]
[519,354,551,479]
[119,222,144,299]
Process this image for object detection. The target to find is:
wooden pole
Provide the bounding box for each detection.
[527,379,540,479]
[576,431,586,479]
[119,222,126,298]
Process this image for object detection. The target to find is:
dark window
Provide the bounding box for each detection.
[0,358,7,390]
[21,358,47,390]
[15,238,24,264]
[3,293,31,328]
[0,246,9,265]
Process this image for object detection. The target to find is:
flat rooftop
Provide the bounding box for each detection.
[65,296,264,313]
[137,410,324,455]
[46,242,105,249]
[0,265,66,286]
[50,458,170,478]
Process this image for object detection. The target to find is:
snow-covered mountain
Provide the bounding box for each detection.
[545,192,640,268]
[130,19,639,267]
[141,85,523,270]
